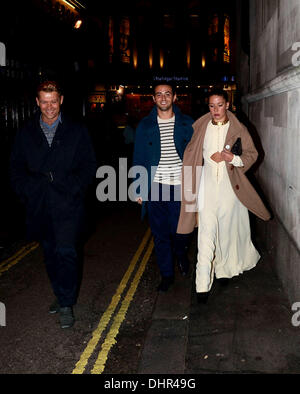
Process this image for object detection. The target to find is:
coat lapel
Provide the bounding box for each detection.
[181,113,210,199]
[190,113,210,168]
[224,111,242,149]
[31,114,50,149]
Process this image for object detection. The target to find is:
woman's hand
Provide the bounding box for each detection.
[221,149,234,162]
[211,150,234,163]
[210,152,223,163]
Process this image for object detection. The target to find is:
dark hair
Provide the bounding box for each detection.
[36,80,63,98]
[208,88,228,102]
[152,80,176,95]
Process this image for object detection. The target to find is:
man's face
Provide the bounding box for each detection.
[153,85,176,112]
[36,91,63,125]
[208,95,229,122]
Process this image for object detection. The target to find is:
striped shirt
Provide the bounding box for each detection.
[153,115,182,185]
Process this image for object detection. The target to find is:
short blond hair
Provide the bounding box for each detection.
[36,81,62,98]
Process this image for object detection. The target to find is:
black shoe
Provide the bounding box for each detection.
[59,306,75,329]
[157,276,174,292]
[197,292,209,304]
[177,257,190,276]
[49,299,60,314]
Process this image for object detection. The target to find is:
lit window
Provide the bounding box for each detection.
[208,14,219,35]
[224,15,230,63]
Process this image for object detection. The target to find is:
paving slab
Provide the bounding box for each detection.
[186,245,300,374]
[139,231,300,375]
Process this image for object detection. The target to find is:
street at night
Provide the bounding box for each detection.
[0,0,300,381]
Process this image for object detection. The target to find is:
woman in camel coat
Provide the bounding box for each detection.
[177,89,271,302]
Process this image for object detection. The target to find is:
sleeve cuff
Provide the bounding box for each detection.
[230,155,244,167]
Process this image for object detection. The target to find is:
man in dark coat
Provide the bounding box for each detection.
[133,81,194,292]
[10,81,97,328]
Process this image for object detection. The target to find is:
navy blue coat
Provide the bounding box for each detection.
[132,105,194,218]
[10,112,97,245]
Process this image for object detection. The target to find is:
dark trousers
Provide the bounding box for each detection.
[148,182,190,278]
[42,239,78,308]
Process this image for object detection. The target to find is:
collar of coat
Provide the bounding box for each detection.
[148,104,185,124]
[32,111,68,147]
[192,110,243,147]
[182,110,245,171]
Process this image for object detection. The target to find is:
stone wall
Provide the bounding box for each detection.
[241,0,300,303]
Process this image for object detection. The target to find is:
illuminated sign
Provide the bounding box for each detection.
[153,76,189,82]
[88,92,106,104]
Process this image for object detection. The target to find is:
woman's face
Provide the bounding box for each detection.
[208,95,229,122]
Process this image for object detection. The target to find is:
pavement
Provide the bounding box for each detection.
[138,230,300,375]
[1,203,300,376]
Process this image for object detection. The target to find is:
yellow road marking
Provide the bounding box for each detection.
[0,242,39,276]
[0,243,35,268]
[91,238,154,374]
[72,228,152,374]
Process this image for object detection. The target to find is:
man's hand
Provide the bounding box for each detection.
[136,197,143,205]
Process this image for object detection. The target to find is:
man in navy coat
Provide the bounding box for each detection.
[133,81,194,292]
[10,81,97,328]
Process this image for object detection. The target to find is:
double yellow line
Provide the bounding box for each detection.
[0,242,39,277]
[72,227,154,374]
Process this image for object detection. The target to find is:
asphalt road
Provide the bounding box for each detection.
[0,202,162,374]
[2,200,300,380]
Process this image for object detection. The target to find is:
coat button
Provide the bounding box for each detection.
[230,165,234,170]
[235,185,239,190]
[149,142,152,145]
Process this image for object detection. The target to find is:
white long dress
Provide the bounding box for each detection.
[196,120,260,293]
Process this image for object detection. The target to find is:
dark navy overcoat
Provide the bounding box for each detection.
[132,104,194,218]
[10,112,97,245]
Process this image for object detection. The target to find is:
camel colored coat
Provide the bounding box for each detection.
[177,111,271,234]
